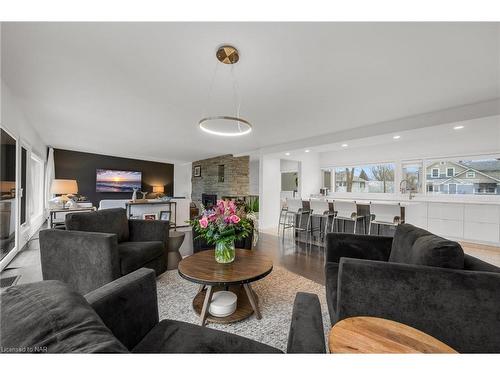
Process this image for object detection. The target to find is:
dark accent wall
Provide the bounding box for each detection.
[54,149,174,206]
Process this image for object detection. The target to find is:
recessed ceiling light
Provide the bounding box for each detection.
[341,144,348,148]
[453,125,464,130]
[305,149,310,153]
[285,152,290,156]
[393,135,401,139]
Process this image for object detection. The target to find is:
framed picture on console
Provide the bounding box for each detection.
[159,211,171,221]
[193,165,201,177]
[143,213,157,221]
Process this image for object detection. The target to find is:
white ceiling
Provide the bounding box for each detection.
[2,22,499,162]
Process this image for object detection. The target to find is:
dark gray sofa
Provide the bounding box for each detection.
[0,268,326,353]
[39,208,168,294]
[325,223,500,353]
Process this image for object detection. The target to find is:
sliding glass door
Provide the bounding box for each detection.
[1,128,17,262]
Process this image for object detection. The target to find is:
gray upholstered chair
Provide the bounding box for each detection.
[39,208,168,294]
[0,268,326,353]
[325,223,500,353]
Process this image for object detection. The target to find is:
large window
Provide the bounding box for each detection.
[281,172,298,192]
[426,158,500,195]
[322,169,332,190]
[334,163,395,193]
[402,162,423,193]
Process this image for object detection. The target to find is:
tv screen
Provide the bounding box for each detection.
[96,169,142,193]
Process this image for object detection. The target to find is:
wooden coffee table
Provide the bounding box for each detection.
[178,249,273,326]
[329,316,458,353]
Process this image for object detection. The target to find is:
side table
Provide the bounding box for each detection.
[167,231,185,270]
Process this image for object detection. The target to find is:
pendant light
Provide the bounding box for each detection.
[198,45,252,137]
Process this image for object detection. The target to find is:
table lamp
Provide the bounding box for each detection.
[153,185,164,198]
[51,179,78,208]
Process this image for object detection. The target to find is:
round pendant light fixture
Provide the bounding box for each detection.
[199,116,252,137]
[198,45,252,137]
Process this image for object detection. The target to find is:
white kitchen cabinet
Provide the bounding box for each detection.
[428,203,464,221]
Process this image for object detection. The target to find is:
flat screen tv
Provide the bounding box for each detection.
[96,169,142,193]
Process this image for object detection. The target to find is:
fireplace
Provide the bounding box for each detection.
[202,194,217,208]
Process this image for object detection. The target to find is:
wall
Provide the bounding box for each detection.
[1,80,48,269]
[54,148,174,206]
[259,155,281,230]
[259,153,322,230]
[249,159,259,195]
[174,162,192,198]
[191,154,249,203]
[1,83,46,159]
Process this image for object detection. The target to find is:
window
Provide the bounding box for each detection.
[402,162,422,193]
[281,172,298,192]
[426,158,500,195]
[431,168,439,178]
[217,165,225,183]
[334,163,395,193]
[321,169,332,190]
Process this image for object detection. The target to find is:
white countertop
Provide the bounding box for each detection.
[317,195,500,206]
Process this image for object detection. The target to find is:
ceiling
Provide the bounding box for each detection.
[2,22,499,162]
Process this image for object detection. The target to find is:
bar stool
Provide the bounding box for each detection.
[368,202,402,235]
[307,199,334,246]
[331,200,365,234]
[280,198,309,239]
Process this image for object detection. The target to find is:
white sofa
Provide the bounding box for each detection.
[98,199,130,210]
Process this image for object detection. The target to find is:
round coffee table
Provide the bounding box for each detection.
[329,316,458,353]
[178,249,273,326]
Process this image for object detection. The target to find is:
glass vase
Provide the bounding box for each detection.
[215,240,235,264]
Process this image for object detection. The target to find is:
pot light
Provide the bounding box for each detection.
[453,125,464,130]
[341,144,348,148]
[393,135,401,139]
[285,152,291,156]
[305,149,310,153]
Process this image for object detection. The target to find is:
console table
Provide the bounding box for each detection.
[125,200,177,229]
[48,206,96,228]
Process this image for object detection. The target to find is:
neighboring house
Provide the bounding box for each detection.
[426,160,500,195]
[335,170,367,192]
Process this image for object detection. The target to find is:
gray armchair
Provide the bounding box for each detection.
[325,223,500,353]
[1,268,326,353]
[39,208,168,294]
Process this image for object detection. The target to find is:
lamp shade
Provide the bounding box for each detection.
[51,179,78,195]
[153,185,164,193]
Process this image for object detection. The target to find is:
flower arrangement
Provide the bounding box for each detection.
[189,200,253,263]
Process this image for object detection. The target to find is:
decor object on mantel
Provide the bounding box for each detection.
[198,45,252,137]
[189,200,252,263]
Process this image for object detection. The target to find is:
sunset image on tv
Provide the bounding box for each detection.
[96,169,142,192]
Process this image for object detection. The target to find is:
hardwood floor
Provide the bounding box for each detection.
[1,222,500,288]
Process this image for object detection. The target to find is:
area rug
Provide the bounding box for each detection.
[156,266,330,351]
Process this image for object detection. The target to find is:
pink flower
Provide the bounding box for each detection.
[228,200,237,215]
[208,213,217,222]
[199,216,209,228]
[230,215,240,224]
